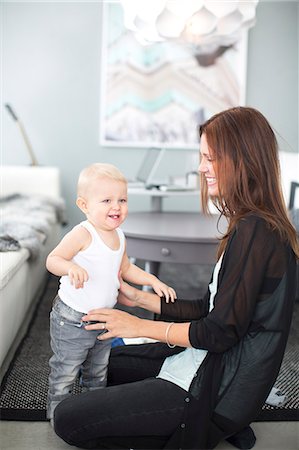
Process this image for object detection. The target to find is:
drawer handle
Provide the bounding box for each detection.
[161,247,171,256]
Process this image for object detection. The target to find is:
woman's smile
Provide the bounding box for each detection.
[199,134,218,196]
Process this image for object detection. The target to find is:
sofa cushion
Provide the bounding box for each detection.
[0,249,29,289]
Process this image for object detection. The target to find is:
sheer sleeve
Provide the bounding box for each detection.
[159,290,210,322]
[189,216,283,352]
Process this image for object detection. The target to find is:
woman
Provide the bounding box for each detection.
[54,107,298,450]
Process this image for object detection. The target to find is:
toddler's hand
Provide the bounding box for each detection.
[68,264,89,289]
[151,280,177,303]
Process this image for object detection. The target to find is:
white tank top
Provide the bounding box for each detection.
[58,221,125,313]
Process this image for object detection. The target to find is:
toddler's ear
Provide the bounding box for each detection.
[76,196,88,213]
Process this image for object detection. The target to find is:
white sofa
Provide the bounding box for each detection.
[0,166,63,379]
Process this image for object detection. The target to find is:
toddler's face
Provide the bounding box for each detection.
[84,177,128,231]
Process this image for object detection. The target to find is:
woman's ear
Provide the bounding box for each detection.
[76,196,88,213]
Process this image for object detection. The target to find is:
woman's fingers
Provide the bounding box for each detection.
[83,321,106,331]
[82,312,109,323]
[82,308,140,340]
[82,308,125,328]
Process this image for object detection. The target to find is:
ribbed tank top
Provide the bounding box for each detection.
[58,220,125,313]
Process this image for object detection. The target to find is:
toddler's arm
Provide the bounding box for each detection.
[120,250,177,303]
[46,225,90,289]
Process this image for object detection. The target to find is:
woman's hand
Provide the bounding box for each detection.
[82,308,142,340]
[117,278,140,307]
[83,306,192,347]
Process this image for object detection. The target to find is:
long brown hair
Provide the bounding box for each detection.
[199,106,299,258]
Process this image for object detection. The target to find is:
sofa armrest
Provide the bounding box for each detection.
[0,165,61,198]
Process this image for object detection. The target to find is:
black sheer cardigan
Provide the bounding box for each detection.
[158,215,297,449]
[109,215,296,449]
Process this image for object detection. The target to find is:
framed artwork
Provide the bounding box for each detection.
[100,2,248,149]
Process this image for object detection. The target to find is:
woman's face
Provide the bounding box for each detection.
[198,133,219,197]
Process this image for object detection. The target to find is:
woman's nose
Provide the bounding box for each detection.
[198,159,206,173]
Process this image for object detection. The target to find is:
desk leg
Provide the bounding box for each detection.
[144,261,161,321]
[142,261,160,292]
[151,196,162,212]
[145,261,160,277]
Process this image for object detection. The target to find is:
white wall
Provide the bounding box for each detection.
[1,1,105,225]
[1,1,298,227]
[247,0,298,155]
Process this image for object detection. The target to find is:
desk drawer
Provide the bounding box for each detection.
[126,237,218,265]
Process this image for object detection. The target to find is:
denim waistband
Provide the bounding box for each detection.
[53,295,86,322]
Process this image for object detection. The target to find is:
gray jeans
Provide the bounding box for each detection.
[47,296,112,419]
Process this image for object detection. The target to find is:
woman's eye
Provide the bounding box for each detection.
[207,156,216,163]
[120,199,127,203]
[102,199,110,203]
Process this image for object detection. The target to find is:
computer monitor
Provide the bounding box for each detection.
[135,148,165,185]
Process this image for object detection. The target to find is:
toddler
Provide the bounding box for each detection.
[46,163,176,420]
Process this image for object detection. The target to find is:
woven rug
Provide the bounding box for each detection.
[0,272,298,422]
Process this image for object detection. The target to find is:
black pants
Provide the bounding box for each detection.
[54,344,187,449]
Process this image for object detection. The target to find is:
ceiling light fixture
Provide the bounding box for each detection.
[120,0,259,62]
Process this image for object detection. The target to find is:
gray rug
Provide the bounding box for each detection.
[0,264,298,421]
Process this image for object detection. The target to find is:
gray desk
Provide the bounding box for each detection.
[122,212,227,275]
[128,187,200,212]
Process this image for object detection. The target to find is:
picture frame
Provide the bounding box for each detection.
[99,2,248,149]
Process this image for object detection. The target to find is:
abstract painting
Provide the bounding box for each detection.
[100,2,247,149]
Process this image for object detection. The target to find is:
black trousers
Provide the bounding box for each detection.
[54,344,187,449]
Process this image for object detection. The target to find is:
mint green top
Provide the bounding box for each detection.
[157,254,224,391]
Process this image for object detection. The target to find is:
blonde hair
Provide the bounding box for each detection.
[77,163,127,197]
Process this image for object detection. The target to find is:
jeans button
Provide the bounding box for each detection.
[60,321,64,326]
[181,423,186,428]
[185,397,190,402]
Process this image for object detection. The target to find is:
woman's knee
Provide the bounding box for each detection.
[53,397,79,445]
[53,389,109,446]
